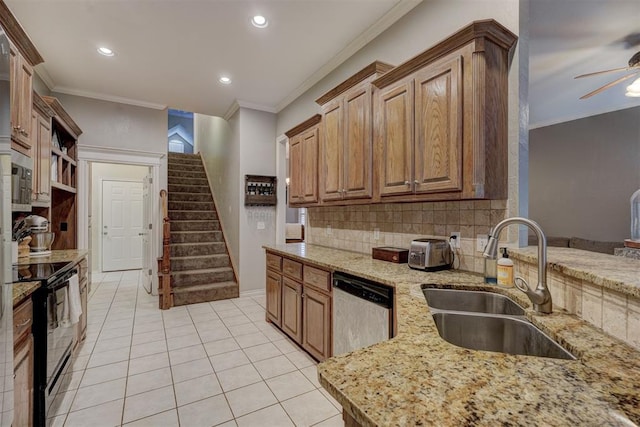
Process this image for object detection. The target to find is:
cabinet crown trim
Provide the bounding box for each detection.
[372,19,518,89]
[284,114,322,138]
[42,96,83,138]
[33,92,55,118]
[0,0,43,66]
[315,61,395,106]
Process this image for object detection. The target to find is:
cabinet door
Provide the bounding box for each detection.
[266,270,282,327]
[343,86,373,200]
[281,277,303,343]
[320,100,343,201]
[375,80,414,197]
[14,335,34,427]
[288,135,303,204]
[302,286,331,361]
[414,56,463,193]
[80,280,88,339]
[301,127,319,203]
[9,45,33,155]
[34,112,52,202]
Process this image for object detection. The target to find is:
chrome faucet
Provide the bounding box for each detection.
[482,217,552,314]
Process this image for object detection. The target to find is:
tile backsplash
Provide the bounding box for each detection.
[306,200,509,274]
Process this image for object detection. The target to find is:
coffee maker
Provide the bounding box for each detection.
[25,215,55,255]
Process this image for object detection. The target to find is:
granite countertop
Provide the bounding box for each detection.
[15,249,88,266]
[264,243,640,426]
[12,281,40,307]
[509,246,640,298]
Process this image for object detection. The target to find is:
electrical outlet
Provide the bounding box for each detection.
[373,228,380,241]
[477,234,488,252]
[450,231,461,248]
[326,225,332,236]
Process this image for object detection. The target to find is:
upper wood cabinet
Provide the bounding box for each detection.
[31,92,55,204]
[373,19,517,202]
[9,44,34,155]
[316,61,393,203]
[285,114,321,207]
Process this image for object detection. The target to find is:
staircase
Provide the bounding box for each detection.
[167,152,238,306]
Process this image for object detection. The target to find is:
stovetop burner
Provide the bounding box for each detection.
[12,262,74,283]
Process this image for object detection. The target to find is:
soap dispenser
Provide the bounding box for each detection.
[496,247,514,288]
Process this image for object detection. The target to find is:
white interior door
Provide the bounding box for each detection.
[141,171,153,293]
[102,180,144,272]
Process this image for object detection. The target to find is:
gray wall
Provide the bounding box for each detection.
[529,106,640,242]
[52,93,168,155]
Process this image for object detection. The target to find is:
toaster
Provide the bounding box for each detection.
[408,238,453,271]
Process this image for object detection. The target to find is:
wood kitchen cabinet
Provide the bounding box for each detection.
[74,256,89,352]
[372,19,517,202]
[9,43,34,155]
[31,92,55,204]
[265,251,332,361]
[13,297,34,427]
[316,61,393,203]
[285,115,321,206]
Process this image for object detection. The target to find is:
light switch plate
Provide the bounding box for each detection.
[373,228,380,241]
[477,234,488,252]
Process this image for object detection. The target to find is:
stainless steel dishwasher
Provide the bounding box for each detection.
[332,272,393,356]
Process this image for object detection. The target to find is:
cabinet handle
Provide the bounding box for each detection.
[15,318,31,328]
[414,180,419,185]
[404,181,410,185]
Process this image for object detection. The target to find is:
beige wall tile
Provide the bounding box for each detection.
[602,290,627,342]
[627,298,640,350]
[563,276,582,316]
[582,283,603,329]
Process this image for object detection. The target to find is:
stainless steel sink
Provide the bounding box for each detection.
[422,287,526,316]
[431,312,575,360]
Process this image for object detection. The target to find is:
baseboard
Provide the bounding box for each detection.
[240,289,266,298]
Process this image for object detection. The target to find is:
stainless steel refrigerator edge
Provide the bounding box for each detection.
[0,27,14,427]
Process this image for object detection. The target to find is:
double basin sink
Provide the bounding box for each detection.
[422,287,575,360]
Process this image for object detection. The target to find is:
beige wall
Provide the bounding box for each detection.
[529,106,640,242]
[90,162,149,272]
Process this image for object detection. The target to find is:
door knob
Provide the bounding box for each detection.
[138,233,147,236]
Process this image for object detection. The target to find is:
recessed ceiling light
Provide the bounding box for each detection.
[97,46,114,57]
[219,76,232,85]
[251,15,268,28]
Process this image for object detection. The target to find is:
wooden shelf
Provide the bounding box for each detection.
[51,180,77,194]
[51,147,77,166]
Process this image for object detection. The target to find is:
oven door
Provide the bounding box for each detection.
[45,279,74,409]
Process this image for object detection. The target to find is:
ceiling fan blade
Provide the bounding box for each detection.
[575,67,631,79]
[579,72,639,99]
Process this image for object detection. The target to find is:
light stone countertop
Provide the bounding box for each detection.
[509,246,640,298]
[12,281,40,307]
[264,243,640,426]
[15,249,88,266]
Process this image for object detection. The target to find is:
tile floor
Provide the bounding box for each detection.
[49,270,343,427]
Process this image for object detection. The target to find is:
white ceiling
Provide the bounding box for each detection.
[529,0,640,128]
[6,0,420,117]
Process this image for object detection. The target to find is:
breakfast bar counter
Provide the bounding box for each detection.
[264,243,640,426]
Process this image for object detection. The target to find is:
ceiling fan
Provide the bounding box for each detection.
[575,50,640,99]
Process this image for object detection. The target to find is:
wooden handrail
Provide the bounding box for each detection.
[158,189,172,309]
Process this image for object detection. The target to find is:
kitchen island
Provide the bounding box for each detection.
[264,243,640,426]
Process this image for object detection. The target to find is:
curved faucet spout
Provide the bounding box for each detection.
[482,217,552,314]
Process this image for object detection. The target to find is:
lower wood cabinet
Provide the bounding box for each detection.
[302,286,331,361]
[74,256,89,353]
[265,251,332,361]
[13,297,34,427]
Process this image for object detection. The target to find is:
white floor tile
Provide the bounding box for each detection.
[64,398,123,427]
[235,404,294,427]
[128,352,170,376]
[123,408,179,427]
[126,367,173,397]
[174,373,222,406]
[222,314,252,327]
[285,350,316,370]
[225,382,278,418]
[216,364,262,392]
[242,342,282,362]
[168,343,207,365]
[70,378,126,412]
[164,324,197,339]
[253,355,298,380]
[99,326,133,340]
[300,365,321,388]
[177,395,234,427]
[234,332,270,348]
[131,329,166,346]
[93,334,132,352]
[319,388,342,410]
[281,390,339,427]
[87,346,130,369]
[130,339,167,359]
[171,358,214,383]
[265,371,316,402]
[122,385,176,424]
[198,327,232,343]
[227,323,260,337]
[203,337,240,356]
[166,332,201,351]
[312,414,344,427]
[272,338,300,355]
[80,361,128,388]
[210,349,250,372]
[48,388,77,417]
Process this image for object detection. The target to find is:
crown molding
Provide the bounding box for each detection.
[223,100,240,121]
[529,104,640,130]
[275,0,423,112]
[34,66,55,91]
[52,86,167,110]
